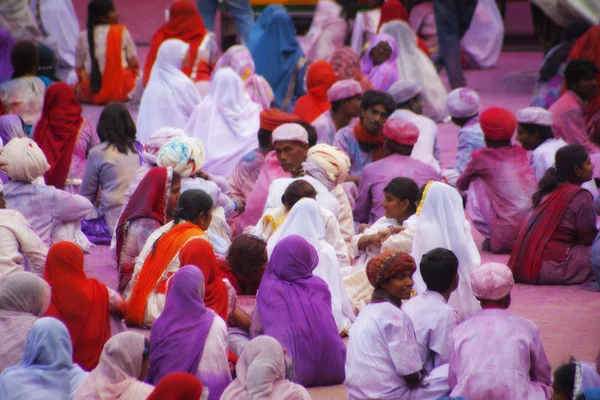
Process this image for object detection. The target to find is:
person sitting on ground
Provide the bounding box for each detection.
[81,102,141,245]
[74,0,139,105]
[442,88,485,187]
[253,235,347,387]
[299,0,349,66]
[148,266,231,400]
[330,46,374,91]
[388,79,441,172]
[552,356,600,400]
[225,234,268,296]
[292,60,338,123]
[360,34,398,92]
[73,332,154,399]
[457,106,537,253]
[45,241,127,371]
[509,144,597,285]
[36,44,60,85]
[0,317,87,400]
[146,373,205,400]
[448,263,552,399]
[0,272,50,372]
[403,248,460,372]
[345,251,451,400]
[220,335,311,399]
[333,89,396,180]
[354,117,439,224]
[0,137,94,251]
[312,79,362,145]
[0,41,46,135]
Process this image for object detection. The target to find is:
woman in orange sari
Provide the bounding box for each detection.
[74,0,139,105]
[143,0,221,88]
[124,189,213,328]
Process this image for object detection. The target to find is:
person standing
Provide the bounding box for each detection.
[197,0,254,44]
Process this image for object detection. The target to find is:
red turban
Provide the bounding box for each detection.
[259,108,299,132]
[383,118,420,145]
[366,251,417,288]
[480,106,517,141]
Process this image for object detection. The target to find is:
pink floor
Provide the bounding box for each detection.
[77,32,600,400]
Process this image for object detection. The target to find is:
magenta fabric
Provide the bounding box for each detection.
[147,265,214,385]
[256,235,346,387]
[457,145,537,253]
[360,34,399,92]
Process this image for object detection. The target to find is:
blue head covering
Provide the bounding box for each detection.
[247,5,304,108]
[0,317,87,400]
[584,388,600,400]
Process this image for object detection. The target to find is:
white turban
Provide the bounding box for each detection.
[388,80,421,104]
[272,123,309,144]
[303,144,351,190]
[156,136,206,178]
[446,88,480,119]
[470,262,514,301]
[142,127,185,165]
[0,138,50,183]
[516,107,553,127]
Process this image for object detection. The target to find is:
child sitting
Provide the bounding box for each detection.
[552,356,600,400]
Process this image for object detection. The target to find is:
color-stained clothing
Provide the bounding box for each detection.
[354,154,440,224]
[403,290,458,373]
[457,146,537,253]
[530,138,568,180]
[360,34,399,93]
[65,119,100,193]
[0,76,45,128]
[391,109,441,172]
[0,210,47,278]
[455,117,485,175]
[313,110,336,145]
[332,121,371,176]
[448,308,552,400]
[229,148,265,201]
[299,0,346,65]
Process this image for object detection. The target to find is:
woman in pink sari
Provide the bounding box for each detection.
[360,33,398,92]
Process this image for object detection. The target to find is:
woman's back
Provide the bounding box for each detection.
[75,25,136,75]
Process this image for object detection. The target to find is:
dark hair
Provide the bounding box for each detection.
[257,128,272,148]
[97,102,138,154]
[296,121,318,147]
[227,234,268,276]
[143,338,151,360]
[282,180,317,208]
[383,177,419,214]
[172,189,213,224]
[11,41,39,79]
[565,20,591,42]
[361,90,396,116]
[518,123,554,141]
[385,139,414,156]
[331,99,342,113]
[420,248,459,293]
[88,0,115,93]
[553,362,576,399]
[533,144,589,206]
[564,59,598,89]
[37,44,60,82]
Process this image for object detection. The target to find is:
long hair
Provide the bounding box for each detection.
[96,102,137,154]
[532,144,589,206]
[11,41,39,79]
[87,0,114,93]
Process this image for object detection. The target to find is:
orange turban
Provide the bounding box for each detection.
[480,106,517,141]
[259,108,299,132]
[366,251,417,288]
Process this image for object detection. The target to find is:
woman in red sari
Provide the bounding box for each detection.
[509,144,597,285]
[143,0,221,87]
[44,241,126,370]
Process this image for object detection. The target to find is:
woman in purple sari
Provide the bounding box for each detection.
[147,265,229,400]
[360,33,399,92]
[253,235,346,387]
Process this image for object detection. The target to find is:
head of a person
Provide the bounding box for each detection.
[303,144,351,190]
[11,41,39,79]
[366,251,416,301]
[328,80,363,119]
[37,45,59,82]
[96,332,151,381]
[227,234,268,287]
[97,102,137,154]
[88,0,118,25]
[388,80,423,115]
[370,39,393,66]
[383,117,420,156]
[272,123,309,173]
[382,177,419,222]
[553,360,580,400]
[165,171,182,219]
[420,248,459,296]
[306,60,337,97]
[147,372,204,400]
[22,317,74,367]
[269,235,319,281]
[565,60,598,101]
[479,106,516,148]
[172,189,213,231]
[142,127,185,166]
[258,109,300,152]
[515,107,555,150]
[360,90,396,134]
[0,271,51,316]
[470,262,514,309]
[446,88,480,127]
[156,136,206,178]
[281,179,317,210]
[0,137,50,183]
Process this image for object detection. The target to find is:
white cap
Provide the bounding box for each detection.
[516,107,553,127]
[447,88,480,119]
[272,123,309,145]
[388,80,422,104]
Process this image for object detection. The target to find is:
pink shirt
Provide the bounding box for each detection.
[550,90,599,155]
[449,308,552,400]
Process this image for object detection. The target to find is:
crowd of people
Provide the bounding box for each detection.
[0,0,600,399]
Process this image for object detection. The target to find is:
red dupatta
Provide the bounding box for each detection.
[508,183,584,284]
[143,0,207,86]
[33,82,83,190]
[44,241,111,370]
[292,60,337,123]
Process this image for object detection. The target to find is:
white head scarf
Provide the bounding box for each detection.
[73,332,153,400]
[302,144,350,190]
[0,137,50,182]
[220,336,310,400]
[185,67,261,177]
[142,127,186,166]
[411,182,481,321]
[156,136,206,178]
[380,21,448,122]
[137,39,201,144]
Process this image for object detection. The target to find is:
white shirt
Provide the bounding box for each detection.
[531,138,567,181]
[392,107,441,172]
[0,210,48,279]
[402,290,459,372]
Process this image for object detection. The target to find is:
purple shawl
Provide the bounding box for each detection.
[256,235,346,387]
[147,265,214,385]
[0,29,15,84]
[360,33,399,92]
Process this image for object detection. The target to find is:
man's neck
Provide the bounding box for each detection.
[331,111,352,132]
